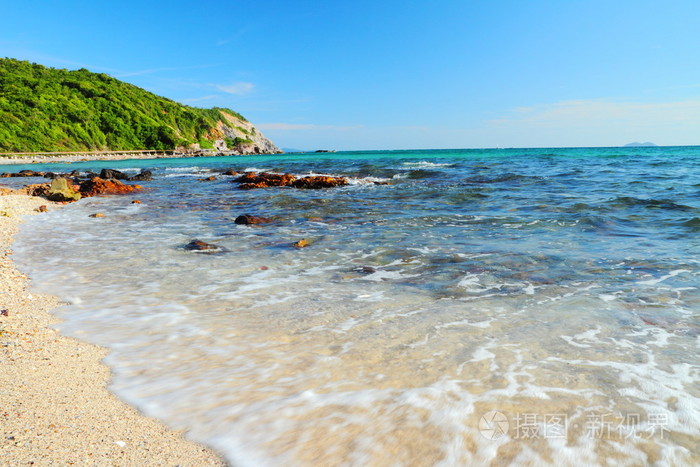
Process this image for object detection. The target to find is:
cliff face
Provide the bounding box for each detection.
[213,112,281,154]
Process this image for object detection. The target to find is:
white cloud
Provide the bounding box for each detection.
[257,123,362,131]
[216,82,255,95]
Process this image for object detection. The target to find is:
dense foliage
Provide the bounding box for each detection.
[0,58,248,152]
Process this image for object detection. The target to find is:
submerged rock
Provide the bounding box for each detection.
[221,169,239,176]
[198,176,217,182]
[352,266,378,275]
[47,177,82,202]
[89,213,105,218]
[234,214,271,225]
[79,177,141,197]
[184,239,224,252]
[292,239,310,248]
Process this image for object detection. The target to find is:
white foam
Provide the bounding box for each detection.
[401,161,453,168]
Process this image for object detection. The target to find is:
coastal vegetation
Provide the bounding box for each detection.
[0,58,259,153]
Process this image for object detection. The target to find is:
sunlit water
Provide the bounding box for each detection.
[9,147,700,466]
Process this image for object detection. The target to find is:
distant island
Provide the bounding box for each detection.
[623,142,658,147]
[0,58,281,154]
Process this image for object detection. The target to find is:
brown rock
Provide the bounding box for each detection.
[79,177,140,197]
[184,239,221,251]
[292,239,310,248]
[234,214,271,225]
[36,205,48,213]
[233,172,296,189]
[132,200,142,204]
[0,170,45,178]
[291,175,349,189]
[198,176,217,182]
[89,213,105,218]
[221,169,239,176]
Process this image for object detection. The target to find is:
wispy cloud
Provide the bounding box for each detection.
[490,99,700,128]
[113,64,217,78]
[257,123,363,131]
[217,82,255,95]
[481,98,700,146]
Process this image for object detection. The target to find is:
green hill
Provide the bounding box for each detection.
[0,58,280,153]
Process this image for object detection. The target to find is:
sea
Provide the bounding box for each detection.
[6,146,700,466]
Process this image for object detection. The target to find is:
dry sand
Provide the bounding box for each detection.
[0,193,227,466]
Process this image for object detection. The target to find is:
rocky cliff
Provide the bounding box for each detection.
[206,111,281,154]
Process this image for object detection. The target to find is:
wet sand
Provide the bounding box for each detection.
[0,192,226,466]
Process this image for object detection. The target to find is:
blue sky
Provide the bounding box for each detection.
[2,0,699,150]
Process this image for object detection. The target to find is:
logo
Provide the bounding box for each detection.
[479,411,509,440]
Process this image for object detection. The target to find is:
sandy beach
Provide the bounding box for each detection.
[0,192,226,466]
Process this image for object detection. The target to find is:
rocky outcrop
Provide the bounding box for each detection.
[79,177,141,197]
[235,172,296,190]
[214,112,282,155]
[100,168,153,182]
[0,170,45,178]
[232,172,348,190]
[291,176,349,189]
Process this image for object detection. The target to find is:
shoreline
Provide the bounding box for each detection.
[0,192,226,466]
[0,150,282,166]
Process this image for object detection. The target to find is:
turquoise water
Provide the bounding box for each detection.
[8,147,700,466]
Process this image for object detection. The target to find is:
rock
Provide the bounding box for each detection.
[352,266,377,274]
[234,214,271,225]
[291,175,349,189]
[184,239,221,251]
[89,213,105,218]
[292,239,310,248]
[99,169,129,180]
[22,183,50,198]
[198,176,217,182]
[79,177,140,197]
[373,181,391,185]
[36,205,48,213]
[47,177,82,202]
[128,170,153,181]
[221,169,239,176]
[231,171,348,190]
[131,200,141,204]
[234,172,297,189]
[1,170,44,177]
